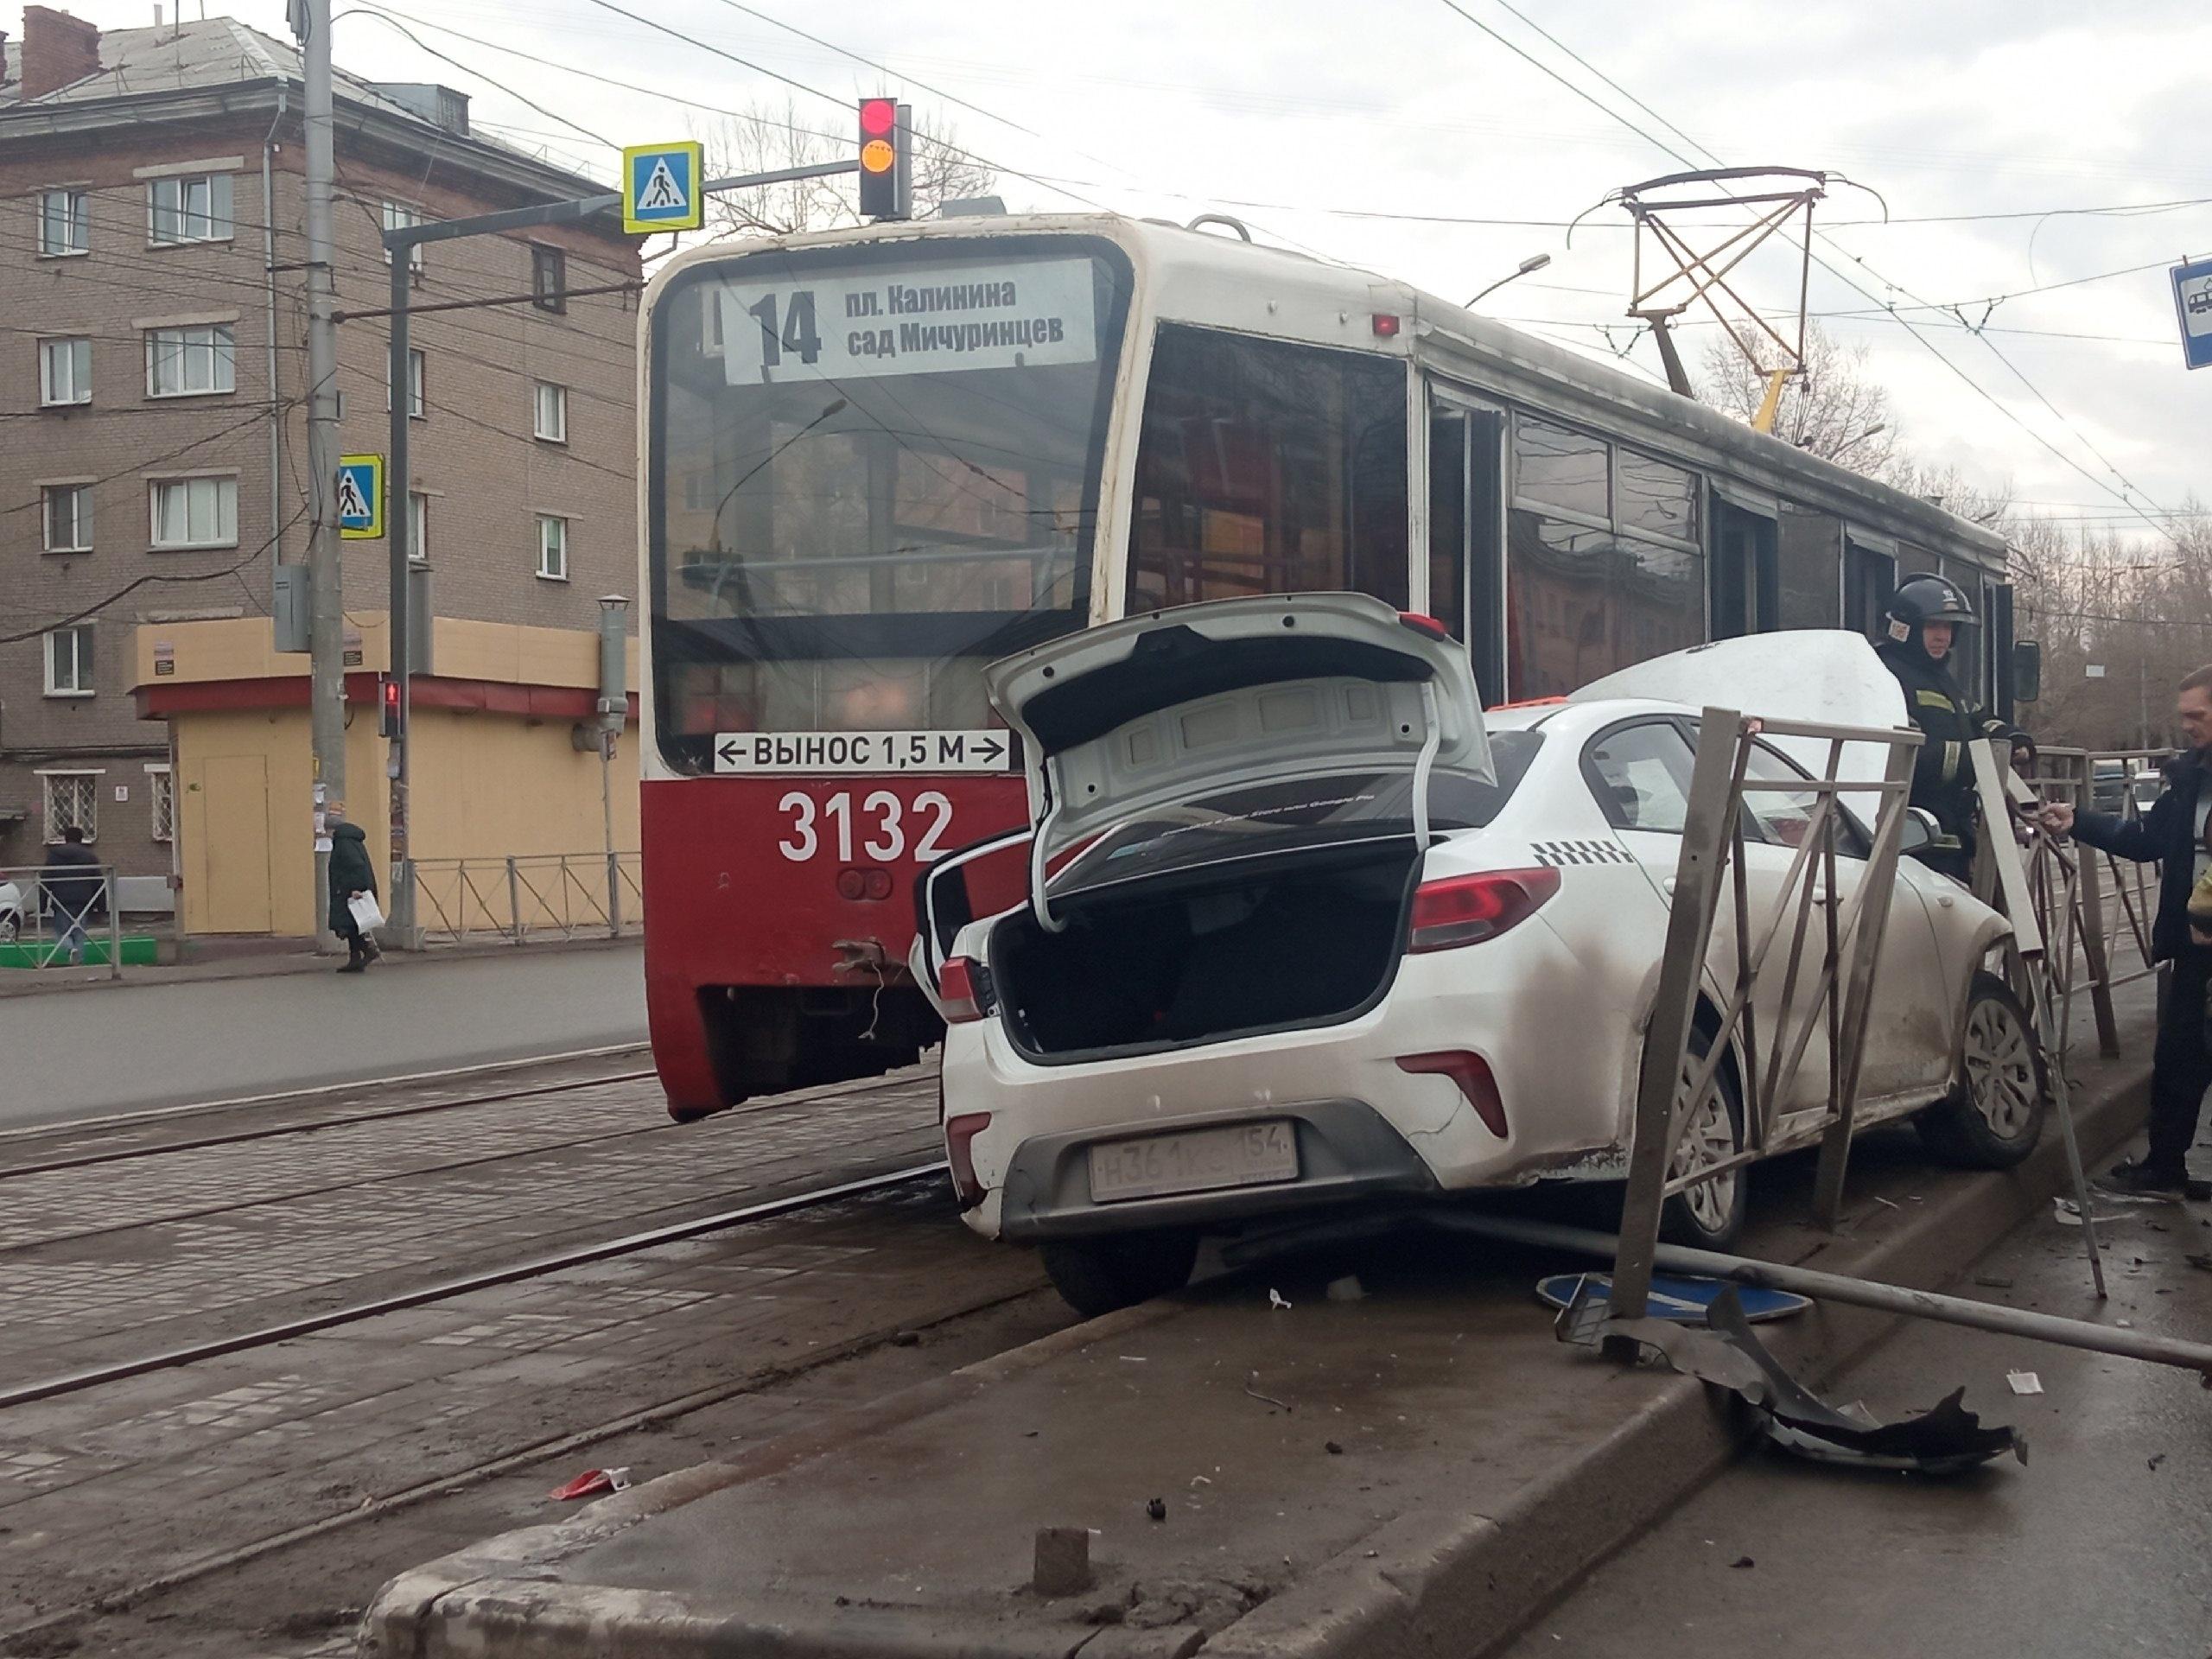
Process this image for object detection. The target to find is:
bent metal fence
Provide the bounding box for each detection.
[404,853,642,950]
[0,863,125,979]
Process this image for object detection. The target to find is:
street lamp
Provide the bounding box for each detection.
[1811,422,1887,459]
[1466,252,1552,308]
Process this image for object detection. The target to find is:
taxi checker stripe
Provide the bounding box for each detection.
[1530,839,1632,868]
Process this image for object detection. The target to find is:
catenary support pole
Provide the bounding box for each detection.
[387,232,414,945]
[302,0,345,951]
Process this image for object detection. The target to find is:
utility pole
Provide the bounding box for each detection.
[301,0,345,950]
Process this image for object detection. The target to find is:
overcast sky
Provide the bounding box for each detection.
[42,0,2212,544]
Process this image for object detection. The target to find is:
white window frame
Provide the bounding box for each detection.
[39,336,91,406]
[37,188,90,257]
[409,491,429,563]
[533,381,569,443]
[387,347,426,418]
[41,772,100,844]
[146,764,175,843]
[381,200,425,270]
[44,625,95,697]
[148,173,233,245]
[146,323,237,397]
[536,514,570,582]
[149,475,239,550]
[42,484,92,553]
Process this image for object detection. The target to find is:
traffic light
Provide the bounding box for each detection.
[378,675,401,739]
[857,96,912,220]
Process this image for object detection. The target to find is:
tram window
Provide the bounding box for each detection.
[1710,499,1779,639]
[1506,511,1702,699]
[1777,505,1843,629]
[1843,542,1894,637]
[1616,449,1697,543]
[1514,416,1610,524]
[1128,325,1408,612]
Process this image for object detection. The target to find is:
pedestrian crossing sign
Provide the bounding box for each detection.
[623,142,703,235]
[336,454,384,540]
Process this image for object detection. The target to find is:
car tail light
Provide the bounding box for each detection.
[939,956,990,1023]
[1407,868,1559,952]
[1396,1051,1508,1138]
[945,1112,990,1209]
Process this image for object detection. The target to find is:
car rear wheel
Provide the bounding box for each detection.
[1917,972,2046,1169]
[1659,1027,1749,1250]
[1039,1229,1200,1319]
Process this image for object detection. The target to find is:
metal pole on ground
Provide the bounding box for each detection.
[104,867,121,982]
[302,0,345,955]
[597,594,627,938]
[386,231,416,949]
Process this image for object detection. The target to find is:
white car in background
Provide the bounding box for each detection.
[917,597,2044,1316]
[0,879,22,944]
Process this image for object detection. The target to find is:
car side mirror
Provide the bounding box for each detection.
[1898,807,1940,855]
[2012,639,2043,704]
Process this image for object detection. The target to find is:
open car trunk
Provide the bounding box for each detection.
[988,840,1421,1061]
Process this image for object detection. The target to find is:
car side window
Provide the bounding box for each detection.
[1738,739,1873,859]
[1585,720,1696,834]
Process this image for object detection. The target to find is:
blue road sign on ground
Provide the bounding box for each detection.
[2174,257,2212,371]
[623,143,703,235]
[1536,1271,1812,1325]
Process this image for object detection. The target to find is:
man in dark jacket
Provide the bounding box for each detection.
[1874,575,2014,881]
[2043,663,2212,1196]
[41,825,105,966]
[327,810,380,974]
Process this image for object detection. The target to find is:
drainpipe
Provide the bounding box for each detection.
[262,86,288,588]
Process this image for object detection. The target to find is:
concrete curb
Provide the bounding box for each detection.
[361,1060,2152,1659]
[0,931,641,1001]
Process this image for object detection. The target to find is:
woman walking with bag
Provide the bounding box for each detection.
[327,808,381,974]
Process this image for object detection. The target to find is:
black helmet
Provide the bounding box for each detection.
[1882,574,1976,645]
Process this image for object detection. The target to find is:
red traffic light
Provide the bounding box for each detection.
[379,677,401,738]
[857,98,910,219]
[859,97,896,138]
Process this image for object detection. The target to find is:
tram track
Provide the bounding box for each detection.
[0,1160,950,1413]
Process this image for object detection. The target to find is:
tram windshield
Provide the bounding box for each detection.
[649,237,1133,773]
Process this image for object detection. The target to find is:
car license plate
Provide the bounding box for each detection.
[1087,1121,1299,1204]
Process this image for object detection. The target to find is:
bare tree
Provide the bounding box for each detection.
[1694,322,1898,477]
[697,99,997,239]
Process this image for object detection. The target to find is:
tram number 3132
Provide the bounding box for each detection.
[778,789,954,864]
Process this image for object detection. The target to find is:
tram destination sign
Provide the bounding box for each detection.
[714,728,1014,773]
[715,256,1096,385]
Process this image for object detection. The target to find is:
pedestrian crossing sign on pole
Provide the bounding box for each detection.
[336,454,384,540]
[622,142,703,235]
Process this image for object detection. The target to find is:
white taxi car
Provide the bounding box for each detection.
[916,595,2044,1316]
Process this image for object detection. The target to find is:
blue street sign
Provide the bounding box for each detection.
[2173,257,2212,372]
[623,143,703,235]
[336,454,384,540]
[1536,1272,1812,1325]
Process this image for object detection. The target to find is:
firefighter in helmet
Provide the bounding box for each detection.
[1875,575,2015,880]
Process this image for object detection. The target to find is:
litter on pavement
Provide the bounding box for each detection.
[1566,1282,2024,1474]
[2006,1371,2044,1395]
[547,1466,632,1502]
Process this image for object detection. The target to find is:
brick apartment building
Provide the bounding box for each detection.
[0,6,639,904]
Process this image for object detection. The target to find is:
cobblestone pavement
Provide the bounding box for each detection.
[0,1067,945,1386]
[0,1057,1042,1655]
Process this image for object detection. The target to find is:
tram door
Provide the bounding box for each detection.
[1427,390,1505,705]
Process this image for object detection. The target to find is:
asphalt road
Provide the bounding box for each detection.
[1500,1185,2212,1659]
[0,944,649,1128]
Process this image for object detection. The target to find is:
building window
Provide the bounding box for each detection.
[42,772,99,843]
[38,188,90,256]
[44,626,94,697]
[409,491,429,563]
[150,476,238,549]
[39,336,91,405]
[43,485,92,552]
[531,244,567,313]
[149,173,233,244]
[148,766,175,843]
[537,514,569,581]
[382,200,425,270]
[146,324,236,397]
[387,347,425,417]
[533,381,568,443]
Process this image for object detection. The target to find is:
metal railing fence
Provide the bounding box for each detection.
[0,863,124,979]
[402,852,642,950]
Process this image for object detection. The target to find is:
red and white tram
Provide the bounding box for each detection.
[638,212,2017,1117]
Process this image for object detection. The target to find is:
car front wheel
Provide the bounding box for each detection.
[1658,1027,1750,1250]
[1039,1229,1199,1318]
[1916,971,2046,1168]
